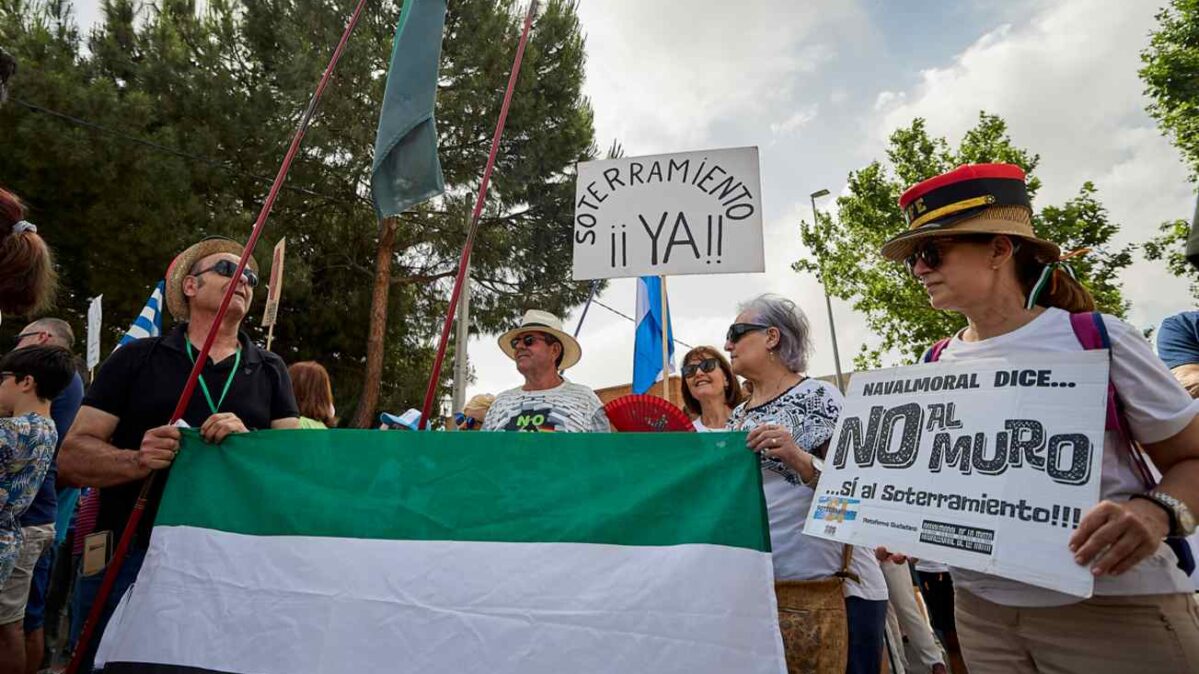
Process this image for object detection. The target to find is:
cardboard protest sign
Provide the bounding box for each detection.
[572,146,763,280]
[262,237,286,328]
[806,351,1108,597]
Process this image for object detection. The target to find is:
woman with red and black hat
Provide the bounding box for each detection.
[879,164,1199,672]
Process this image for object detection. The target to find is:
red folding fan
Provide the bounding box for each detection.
[603,394,696,432]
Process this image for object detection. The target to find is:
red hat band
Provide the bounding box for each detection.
[900,164,1031,231]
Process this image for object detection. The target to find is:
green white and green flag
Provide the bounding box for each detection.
[96,430,785,673]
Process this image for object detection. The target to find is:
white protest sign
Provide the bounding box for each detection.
[86,294,103,370]
[806,351,1108,597]
[572,146,763,280]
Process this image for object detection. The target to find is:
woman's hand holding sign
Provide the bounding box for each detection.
[1069,499,1170,577]
[746,423,818,483]
[878,498,1170,578]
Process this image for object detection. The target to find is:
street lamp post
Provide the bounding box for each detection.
[809,189,846,393]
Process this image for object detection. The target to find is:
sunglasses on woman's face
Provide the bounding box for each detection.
[726,323,769,343]
[192,259,260,288]
[510,333,554,350]
[682,358,719,378]
[904,236,998,275]
[454,412,479,429]
[904,242,952,275]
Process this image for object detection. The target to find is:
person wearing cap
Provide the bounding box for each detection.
[58,237,300,671]
[482,310,609,433]
[876,164,1199,672]
[379,409,423,431]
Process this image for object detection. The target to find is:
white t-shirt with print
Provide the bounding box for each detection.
[728,379,889,602]
[482,379,610,433]
[934,307,1199,607]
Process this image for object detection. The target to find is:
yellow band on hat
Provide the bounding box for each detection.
[909,195,995,230]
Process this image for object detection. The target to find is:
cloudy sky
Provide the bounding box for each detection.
[74,0,1197,402]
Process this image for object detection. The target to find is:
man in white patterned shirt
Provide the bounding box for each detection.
[483,310,609,433]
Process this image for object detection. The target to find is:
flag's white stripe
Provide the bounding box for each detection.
[635,276,651,322]
[100,526,785,674]
[136,303,158,322]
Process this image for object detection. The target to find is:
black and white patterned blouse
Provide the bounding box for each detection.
[727,378,842,483]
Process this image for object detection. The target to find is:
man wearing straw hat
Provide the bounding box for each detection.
[59,236,299,670]
[482,309,609,433]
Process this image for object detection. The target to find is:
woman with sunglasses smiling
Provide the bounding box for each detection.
[725,294,888,674]
[878,163,1199,672]
[679,347,742,431]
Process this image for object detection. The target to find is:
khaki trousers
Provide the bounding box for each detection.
[956,587,1199,674]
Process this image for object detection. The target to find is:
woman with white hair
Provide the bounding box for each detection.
[726,294,888,674]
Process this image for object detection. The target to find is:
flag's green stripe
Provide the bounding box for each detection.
[156,430,770,552]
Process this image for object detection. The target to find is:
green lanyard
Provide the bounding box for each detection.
[185,341,242,415]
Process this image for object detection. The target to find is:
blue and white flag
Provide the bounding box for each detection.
[115,280,164,351]
[632,276,675,394]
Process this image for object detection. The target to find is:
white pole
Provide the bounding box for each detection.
[659,275,670,403]
[452,262,471,416]
[810,192,845,393]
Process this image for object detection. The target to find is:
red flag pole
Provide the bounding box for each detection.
[65,0,369,669]
[417,0,539,428]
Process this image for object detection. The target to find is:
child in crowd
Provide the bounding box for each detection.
[0,346,75,584]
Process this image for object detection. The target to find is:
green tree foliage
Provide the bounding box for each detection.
[1141,0,1199,179]
[0,0,597,420]
[1140,0,1199,298]
[1143,218,1199,301]
[797,113,1133,369]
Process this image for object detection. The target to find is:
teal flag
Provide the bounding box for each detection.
[370,0,447,219]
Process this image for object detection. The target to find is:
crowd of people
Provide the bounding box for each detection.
[1,162,1199,674]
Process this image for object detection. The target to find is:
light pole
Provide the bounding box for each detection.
[809,189,846,393]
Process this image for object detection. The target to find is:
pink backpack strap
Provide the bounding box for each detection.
[922,338,952,363]
[1068,312,1120,433]
[1069,311,1156,488]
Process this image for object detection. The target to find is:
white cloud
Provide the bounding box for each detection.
[576,0,853,152]
[770,105,819,137]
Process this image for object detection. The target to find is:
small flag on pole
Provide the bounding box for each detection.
[370,0,448,219]
[632,276,675,394]
[86,294,103,371]
[115,281,165,351]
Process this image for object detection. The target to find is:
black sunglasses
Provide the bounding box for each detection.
[682,358,720,378]
[13,331,46,346]
[904,242,952,275]
[510,333,556,350]
[454,412,479,429]
[904,236,1002,275]
[191,259,259,288]
[726,323,770,343]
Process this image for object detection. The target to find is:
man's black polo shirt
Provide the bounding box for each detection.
[83,323,299,548]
